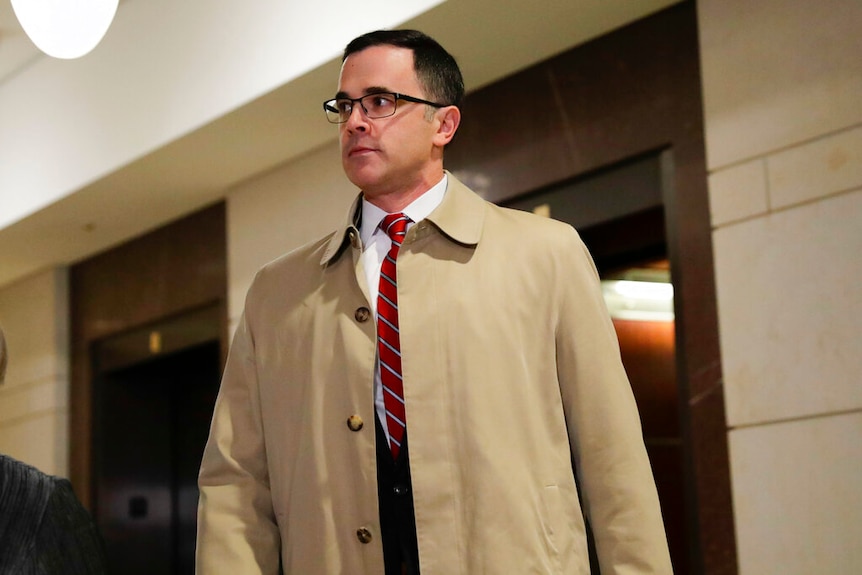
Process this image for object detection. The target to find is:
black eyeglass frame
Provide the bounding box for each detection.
[322,92,447,124]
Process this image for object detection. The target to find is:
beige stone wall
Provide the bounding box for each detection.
[698,0,862,573]
[0,268,70,476]
[225,142,356,331]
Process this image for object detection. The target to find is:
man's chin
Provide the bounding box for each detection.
[344,165,381,191]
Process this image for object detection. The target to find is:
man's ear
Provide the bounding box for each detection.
[433,106,461,147]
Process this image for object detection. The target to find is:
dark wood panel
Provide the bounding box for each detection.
[72,204,226,343]
[449,64,574,199]
[70,202,228,509]
[502,151,663,231]
[647,443,689,575]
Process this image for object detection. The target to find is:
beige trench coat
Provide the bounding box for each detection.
[196,175,672,574]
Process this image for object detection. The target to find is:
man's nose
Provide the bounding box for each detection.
[344,103,369,131]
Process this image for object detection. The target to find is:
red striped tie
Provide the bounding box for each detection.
[378,213,410,459]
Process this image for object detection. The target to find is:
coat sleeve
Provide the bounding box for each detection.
[196,308,281,574]
[554,227,674,575]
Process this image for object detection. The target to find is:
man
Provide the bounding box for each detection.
[196,30,672,574]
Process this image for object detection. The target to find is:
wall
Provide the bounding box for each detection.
[698,0,862,573]
[0,268,69,475]
[226,142,355,329]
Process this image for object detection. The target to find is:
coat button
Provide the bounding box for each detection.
[354,307,371,322]
[347,415,364,432]
[393,484,410,496]
[356,527,373,544]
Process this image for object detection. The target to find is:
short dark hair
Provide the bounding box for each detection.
[343,29,464,109]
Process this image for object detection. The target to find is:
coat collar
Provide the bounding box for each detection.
[320,193,362,267]
[424,172,486,247]
[320,171,486,267]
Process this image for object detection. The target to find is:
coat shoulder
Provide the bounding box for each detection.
[253,232,335,286]
[242,231,342,319]
[484,202,584,249]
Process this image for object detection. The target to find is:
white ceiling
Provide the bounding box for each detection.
[0,0,680,289]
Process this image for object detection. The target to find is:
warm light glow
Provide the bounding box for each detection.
[11,0,118,59]
[602,280,675,322]
[612,280,674,301]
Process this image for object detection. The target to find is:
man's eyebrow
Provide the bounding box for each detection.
[334,86,392,99]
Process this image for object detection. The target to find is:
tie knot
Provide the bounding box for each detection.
[380,213,410,242]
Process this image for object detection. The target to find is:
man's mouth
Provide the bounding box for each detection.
[347,145,376,158]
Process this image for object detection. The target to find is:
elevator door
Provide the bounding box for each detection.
[93,334,220,575]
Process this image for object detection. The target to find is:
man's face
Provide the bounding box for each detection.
[337,45,441,201]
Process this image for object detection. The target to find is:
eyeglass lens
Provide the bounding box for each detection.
[326,93,398,123]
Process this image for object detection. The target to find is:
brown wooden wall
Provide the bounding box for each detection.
[447,3,736,574]
[69,202,228,509]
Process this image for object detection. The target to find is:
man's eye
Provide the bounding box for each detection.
[335,100,352,113]
[369,95,395,109]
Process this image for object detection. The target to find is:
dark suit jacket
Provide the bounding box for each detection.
[0,455,108,575]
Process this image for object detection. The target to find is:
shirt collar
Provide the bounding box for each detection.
[321,172,485,267]
[359,174,448,247]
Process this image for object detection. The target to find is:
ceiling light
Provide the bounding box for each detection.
[611,280,674,302]
[601,265,675,323]
[11,0,118,59]
[602,279,675,322]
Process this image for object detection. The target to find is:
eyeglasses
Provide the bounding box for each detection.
[323,92,446,124]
